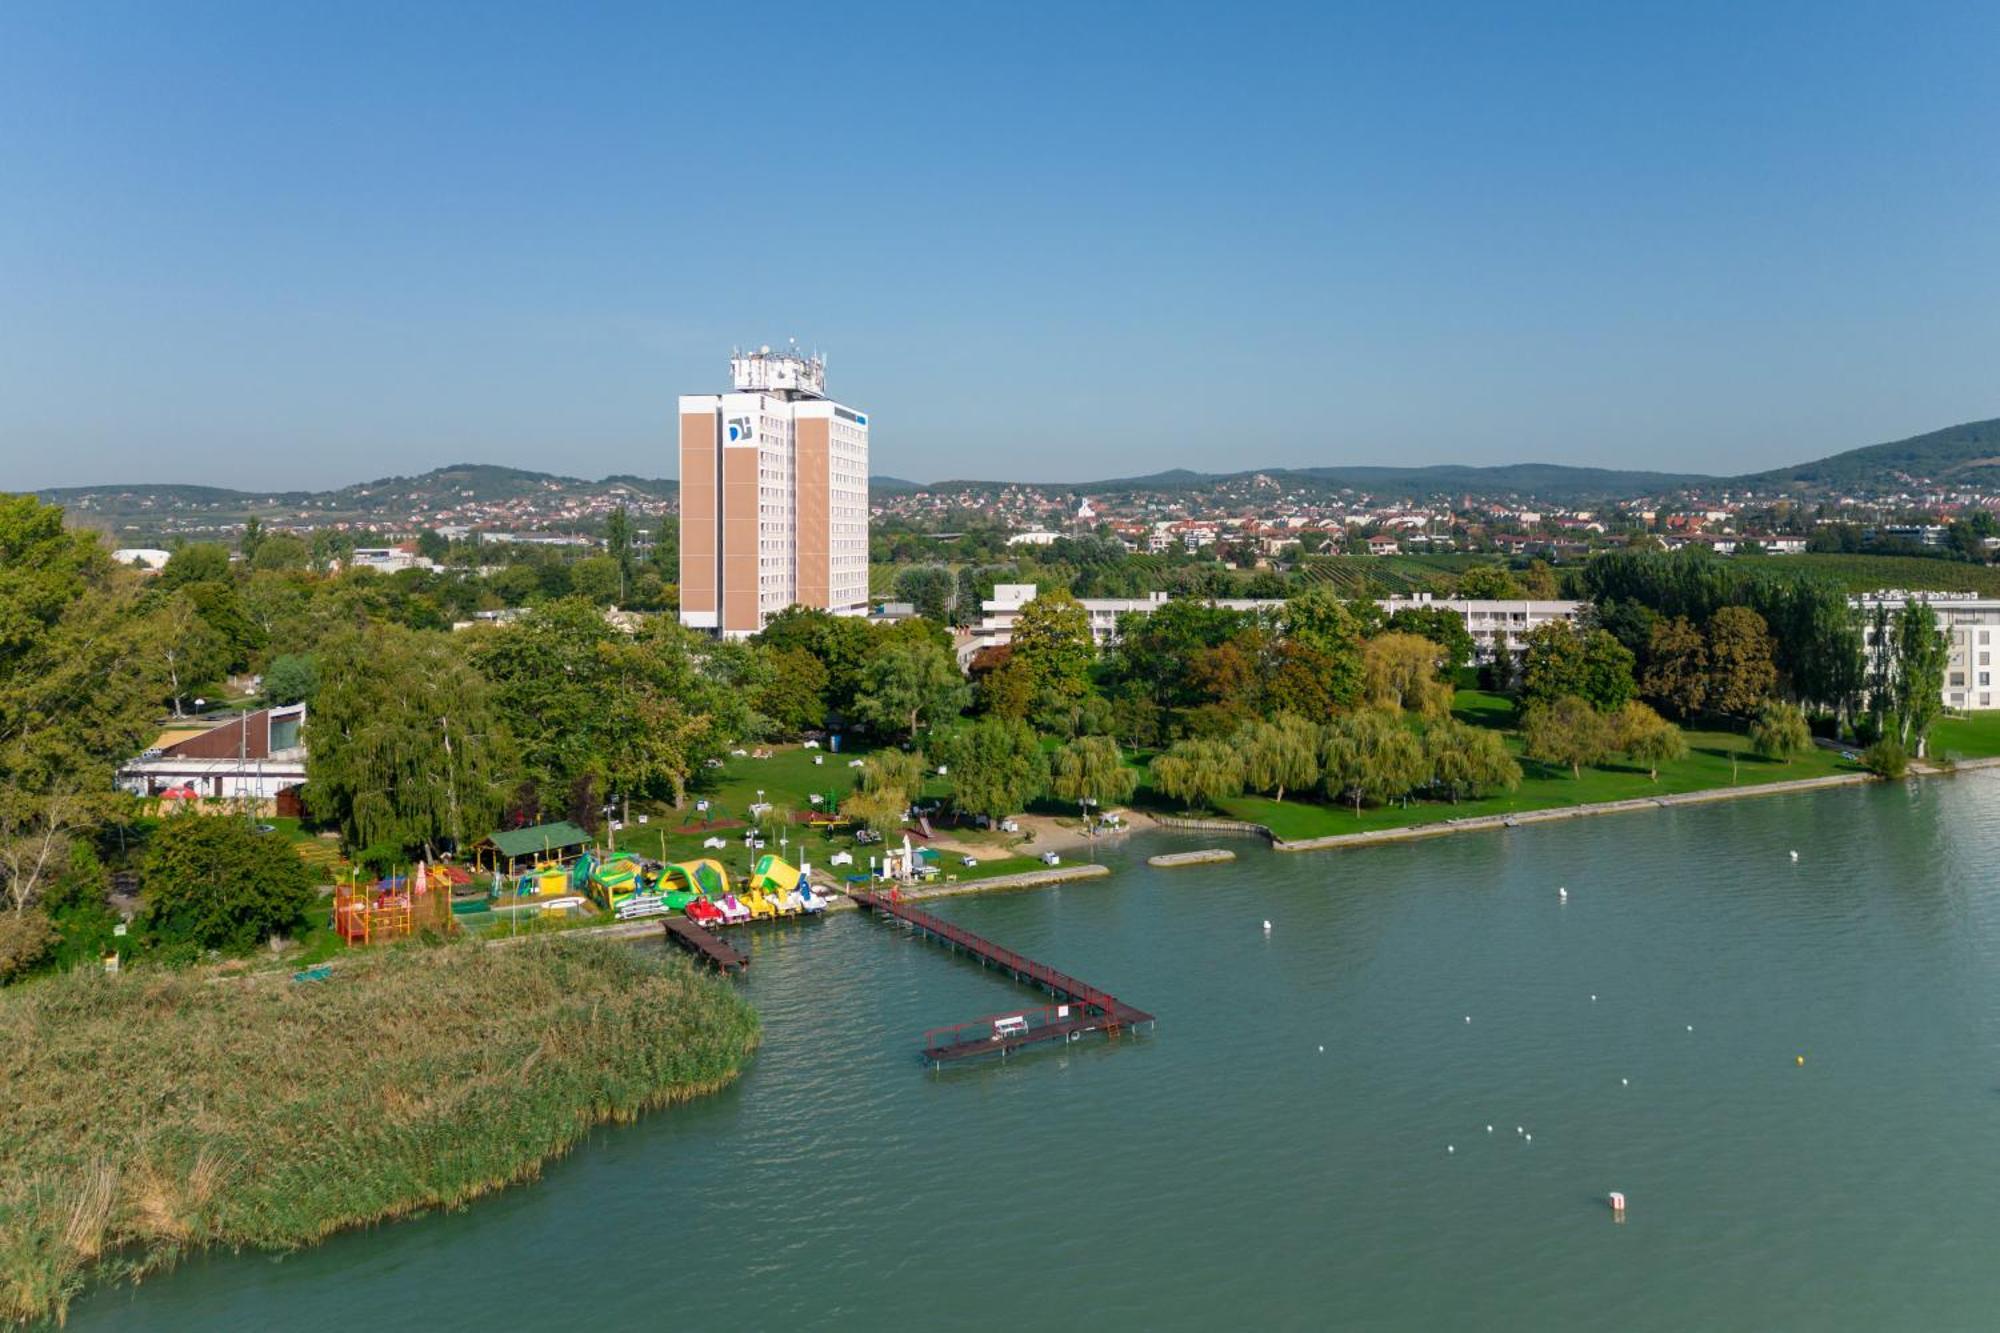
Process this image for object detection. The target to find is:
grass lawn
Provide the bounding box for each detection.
[1928,712,2000,762]
[1189,688,1862,842]
[597,741,1045,893]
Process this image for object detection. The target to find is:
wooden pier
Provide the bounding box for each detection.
[849,889,1153,1066]
[661,915,748,974]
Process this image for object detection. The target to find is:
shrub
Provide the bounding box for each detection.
[140,813,317,953]
[0,909,55,983]
[1861,740,1909,778]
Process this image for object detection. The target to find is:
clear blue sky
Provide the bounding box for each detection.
[2,0,1996,490]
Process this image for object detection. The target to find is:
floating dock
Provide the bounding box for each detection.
[1147,848,1236,867]
[661,915,748,974]
[849,889,1153,1066]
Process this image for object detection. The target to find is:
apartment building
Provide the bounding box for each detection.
[678,346,869,638]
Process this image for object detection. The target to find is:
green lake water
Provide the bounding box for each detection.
[71,772,2000,1330]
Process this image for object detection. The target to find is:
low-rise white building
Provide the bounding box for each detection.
[1855,592,2000,710]
[116,704,308,803]
[966,586,1583,664]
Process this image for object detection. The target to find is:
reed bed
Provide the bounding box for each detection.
[0,937,758,1325]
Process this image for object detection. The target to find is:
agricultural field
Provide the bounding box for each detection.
[1732,553,2000,596]
[1293,552,1487,595]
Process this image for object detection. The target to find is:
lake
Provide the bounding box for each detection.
[71,772,2000,1331]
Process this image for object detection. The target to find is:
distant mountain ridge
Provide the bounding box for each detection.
[30,416,2000,524]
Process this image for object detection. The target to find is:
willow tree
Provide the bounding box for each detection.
[1234,715,1320,802]
[1149,738,1245,813]
[306,624,517,857]
[1424,718,1522,800]
[1319,710,1426,813]
[1362,632,1454,719]
[1049,734,1137,822]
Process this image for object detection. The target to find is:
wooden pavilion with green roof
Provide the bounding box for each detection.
[473,821,594,873]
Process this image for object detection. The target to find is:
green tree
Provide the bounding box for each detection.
[1318,710,1426,813]
[892,565,956,625]
[140,813,316,952]
[239,516,264,563]
[1749,698,1812,763]
[1456,564,1524,599]
[153,591,229,717]
[251,532,311,572]
[860,748,926,798]
[1889,600,1948,757]
[1705,606,1778,717]
[755,607,878,719]
[1641,616,1709,719]
[307,624,517,854]
[262,652,319,706]
[603,504,634,603]
[841,786,908,841]
[1384,605,1475,676]
[1149,738,1246,812]
[1362,632,1454,718]
[474,600,732,810]
[1521,623,1635,712]
[1423,718,1522,802]
[852,637,968,742]
[1010,589,1097,727]
[1049,734,1138,819]
[0,499,160,916]
[754,645,830,736]
[1234,715,1321,802]
[1613,700,1686,780]
[1521,695,1614,778]
[840,749,925,840]
[935,718,1048,823]
[159,542,232,590]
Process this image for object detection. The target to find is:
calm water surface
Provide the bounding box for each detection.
[73,774,2000,1330]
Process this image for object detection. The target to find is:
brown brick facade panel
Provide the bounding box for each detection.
[678,411,718,614]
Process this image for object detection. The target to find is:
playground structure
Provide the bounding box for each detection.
[334,862,456,945]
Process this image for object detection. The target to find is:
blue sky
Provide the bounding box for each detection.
[2,1,1996,489]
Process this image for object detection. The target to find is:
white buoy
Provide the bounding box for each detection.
[1486,1125,1494,1133]
[1525,1133,1532,1142]
[1621,1077,1629,1086]
[1263,919,1272,932]
[1687,1024,1694,1032]
[1448,1145,1455,1154]
[1317,1045,1324,1053]
[1609,1190,1627,1218]
[1464,1015,1472,1024]
[1789,850,1799,862]
[1590,994,1598,1002]
[1558,886,1568,903]
[1516,1125,1523,1135]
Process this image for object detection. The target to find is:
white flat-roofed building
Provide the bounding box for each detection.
[1856,592,2000,710]
[965,586,1582,664]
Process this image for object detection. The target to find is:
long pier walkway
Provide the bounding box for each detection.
[662,915,748,974]
[849,889,1153,1066]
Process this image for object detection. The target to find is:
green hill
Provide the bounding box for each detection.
[1739,418,2000,490]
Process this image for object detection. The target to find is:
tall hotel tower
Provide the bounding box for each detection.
[678,345,870,638]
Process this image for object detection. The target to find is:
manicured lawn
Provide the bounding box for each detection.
[602,741,1045,889]
[1929,712,2000,761]
[1194,688,1861,842]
